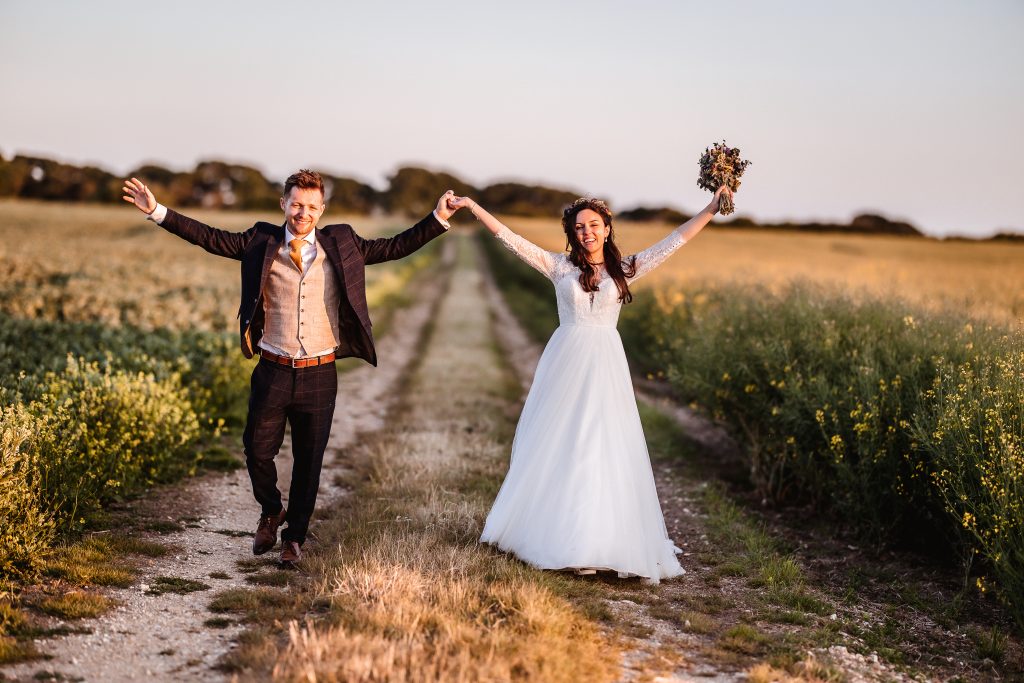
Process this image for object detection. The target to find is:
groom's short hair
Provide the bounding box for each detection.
[284,169,325,199]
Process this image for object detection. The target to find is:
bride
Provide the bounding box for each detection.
[449,185,732,583]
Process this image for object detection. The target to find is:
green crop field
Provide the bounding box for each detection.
[496,215,1024,327]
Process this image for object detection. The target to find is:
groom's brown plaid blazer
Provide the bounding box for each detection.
[155,210,447,365]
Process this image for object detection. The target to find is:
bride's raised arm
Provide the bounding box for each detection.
[448,196,559,281]
[630,185,732,281]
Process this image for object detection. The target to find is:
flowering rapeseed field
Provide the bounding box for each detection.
[478,218,1024,628]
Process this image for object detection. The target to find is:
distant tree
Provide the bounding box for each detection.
[191,161,279,210]
[850,213,922,236]
[478,182,581,217]
[720,215,757,228]
[382,166,476,215]
[128,163,178,187]
[323,175,378,215]
[13,155,119,203]
[0,153,27,197]
[709,213,924,237]
[126,163,194,207]
[617,206,691,224]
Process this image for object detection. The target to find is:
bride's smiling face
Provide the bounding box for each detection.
[574,209,610,260]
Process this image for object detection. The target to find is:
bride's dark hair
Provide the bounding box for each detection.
[562,198,636,303]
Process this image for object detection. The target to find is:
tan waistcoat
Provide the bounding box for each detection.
[261,238,341,357]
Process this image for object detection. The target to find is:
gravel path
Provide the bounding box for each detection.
[5,241,453,683]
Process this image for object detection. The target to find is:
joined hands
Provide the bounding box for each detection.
[435,190,467,222]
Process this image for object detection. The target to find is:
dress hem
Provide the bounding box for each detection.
[481,538,685,584]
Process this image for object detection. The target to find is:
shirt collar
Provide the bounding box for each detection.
[283,225,317,245]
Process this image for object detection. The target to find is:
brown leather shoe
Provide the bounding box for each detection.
[252,509,286,555]
[279,540,302,566]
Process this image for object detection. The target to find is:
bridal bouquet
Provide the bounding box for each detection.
[697,141,751,216]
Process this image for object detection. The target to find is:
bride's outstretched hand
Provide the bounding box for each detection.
[709,185,734,214]
[446,195,476,213]
[446,196,505,236]
[674,185,736,243]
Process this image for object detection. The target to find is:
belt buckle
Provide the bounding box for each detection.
[290,356,301,368]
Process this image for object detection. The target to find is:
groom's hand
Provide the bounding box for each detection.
[435,190,460,222]
[122,177,158,214]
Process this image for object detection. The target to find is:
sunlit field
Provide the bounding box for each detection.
[0,199,408,332]
[496,215,1024,327]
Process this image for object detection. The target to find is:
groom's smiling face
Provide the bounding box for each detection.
[281,187,326,238]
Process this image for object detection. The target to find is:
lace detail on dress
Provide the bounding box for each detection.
[493,224,687,328]
[493,225,562,281]
[628,228,688,281]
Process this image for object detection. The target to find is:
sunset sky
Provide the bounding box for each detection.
[2,0,1021,236]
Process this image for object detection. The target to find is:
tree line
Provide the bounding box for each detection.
[0,152,940,236]
[0,154,584,219]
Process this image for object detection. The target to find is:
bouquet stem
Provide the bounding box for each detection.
[719,181,736,215]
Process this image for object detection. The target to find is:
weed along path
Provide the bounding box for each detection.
[4,241,455,683]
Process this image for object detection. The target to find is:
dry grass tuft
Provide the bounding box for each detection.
[42,541,135,587]
[747,650,850,683]
[37,591,112,619]
[146,576,210,596]
[0,634,40,665]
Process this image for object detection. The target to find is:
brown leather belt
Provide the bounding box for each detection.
[259,349,337,368]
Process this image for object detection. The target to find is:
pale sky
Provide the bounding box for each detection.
[2,0,1022,236]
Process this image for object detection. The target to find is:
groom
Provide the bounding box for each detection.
[122,170,459,565]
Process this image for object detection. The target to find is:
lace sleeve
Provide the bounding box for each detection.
[494,225,559,280]
[628,228,688,281]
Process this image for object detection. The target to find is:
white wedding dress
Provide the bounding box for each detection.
[481,224,688,583]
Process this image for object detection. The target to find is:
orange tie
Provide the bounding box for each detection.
[289,239,304,272]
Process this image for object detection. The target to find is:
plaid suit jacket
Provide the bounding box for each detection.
[156,210,447,365]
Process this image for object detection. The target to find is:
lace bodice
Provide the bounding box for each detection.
[493,225,687,328]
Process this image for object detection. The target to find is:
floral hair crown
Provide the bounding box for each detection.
[563,197,612,219]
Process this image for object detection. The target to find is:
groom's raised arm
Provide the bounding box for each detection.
[356,191,461,265]
[122,177,251,260]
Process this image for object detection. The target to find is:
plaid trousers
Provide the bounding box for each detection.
[242,358,338,545]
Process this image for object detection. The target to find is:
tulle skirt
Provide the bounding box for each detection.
[481,323,684,583]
